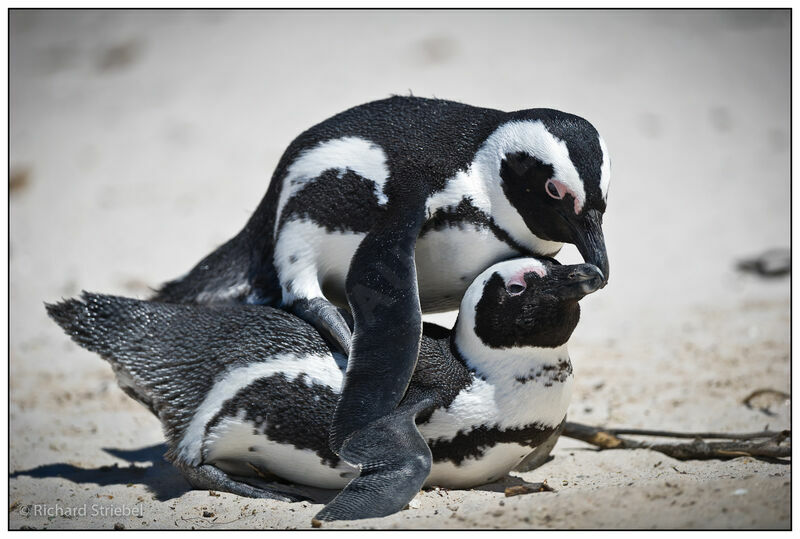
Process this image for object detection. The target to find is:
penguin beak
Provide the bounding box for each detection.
[569,209,609,288]
[557,263,605,300]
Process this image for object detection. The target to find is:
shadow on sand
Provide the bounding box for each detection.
[9,443,340,504]
[10,443,190,501]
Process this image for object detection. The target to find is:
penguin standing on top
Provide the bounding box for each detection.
[151,96,611,496]
[48,257,604,522]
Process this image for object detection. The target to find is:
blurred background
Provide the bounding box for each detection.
[10,9,790,529]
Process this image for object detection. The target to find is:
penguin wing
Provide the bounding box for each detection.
[314,393,437,522]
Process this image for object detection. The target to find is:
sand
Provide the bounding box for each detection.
[9,9,790,530]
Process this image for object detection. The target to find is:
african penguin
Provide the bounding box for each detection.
[151,95,611,485]
[48,257,604,522]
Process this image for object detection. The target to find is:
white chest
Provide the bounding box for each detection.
[415,223,520,312]
[421,374,573,440]
[418,372,573,488]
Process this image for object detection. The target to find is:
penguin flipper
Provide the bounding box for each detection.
[330,201,427,450]
[176,462,309,503]
[290,297,352,355]
[314,396,436,522]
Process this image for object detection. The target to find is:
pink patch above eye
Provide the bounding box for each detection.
[505,265,546,294]
[545,179,584,215]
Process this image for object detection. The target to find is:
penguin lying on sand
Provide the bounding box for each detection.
[48,257,603,522]
[152,96,611,473]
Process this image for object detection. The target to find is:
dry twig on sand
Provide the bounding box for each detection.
[563,422,790,460]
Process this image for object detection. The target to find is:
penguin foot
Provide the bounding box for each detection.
[179,463,309,503]
[289,297,353,355]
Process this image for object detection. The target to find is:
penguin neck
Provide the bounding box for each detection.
[487,177,563,257]
[425,125,564,257]
[451,312,571,385]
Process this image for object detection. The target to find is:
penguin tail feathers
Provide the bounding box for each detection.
[46,293,110,356]
[45,292,159,413]
[46,291,168,363]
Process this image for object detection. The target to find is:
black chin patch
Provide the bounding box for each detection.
[473,273,580,349]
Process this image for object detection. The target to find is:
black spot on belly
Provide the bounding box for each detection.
[289,255,297,264]
[279,168,386,233]
[427,419,563,466]
[206,373,340,467]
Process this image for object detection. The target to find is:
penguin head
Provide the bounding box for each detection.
[485,111,610,285]
[455,257,603,354]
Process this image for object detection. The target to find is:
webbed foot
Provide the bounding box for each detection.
[290,297,353,355]
[178,463,309,503]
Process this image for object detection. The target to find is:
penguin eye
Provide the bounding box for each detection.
[545,179,565,200]
[507,283,526,296]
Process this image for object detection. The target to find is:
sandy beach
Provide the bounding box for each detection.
[9,9,790,529]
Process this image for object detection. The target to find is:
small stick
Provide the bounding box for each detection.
[604,428,787,441]
[563,422,790,460]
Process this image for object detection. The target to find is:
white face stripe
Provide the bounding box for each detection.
[458,258,549,308]
[479,120,586,214]
[274,136,389,236]
[486,257,548,284]
[599,135,611,201]
[177,353,343,465]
